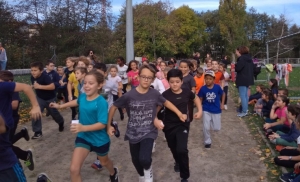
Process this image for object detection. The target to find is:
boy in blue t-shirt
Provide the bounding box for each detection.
[198,70,225,149]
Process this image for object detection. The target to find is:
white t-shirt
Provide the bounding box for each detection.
[117,65,128,84]
[151,78,165,94]
[223,71,230,87]
[107,75,122,95]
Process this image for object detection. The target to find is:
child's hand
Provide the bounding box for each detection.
[272,102,278,109]
[179,114,187,122]
[194,111,202,119]
[68,96,73,101]
[107,126,115,136]
[49,102,60,109]
[59,80,63,85]
[294,162,300,169]
[154,118,164,130]
[221,104,224,110]
[29,106,42,121]
[263,123,271,129]
[70,123,83,133]
[33,81,40,89]
[278,156,290,160]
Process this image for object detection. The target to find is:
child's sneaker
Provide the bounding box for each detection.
[144,166,153,182]
[91,159,103,170]
[109,167,119,182]
[224,105,228,110]
[181,179,188,182]
[21,127,30,141]
[205,144,211,149]
[280,172,297,182]
[31,132,43,139]
[36,173,52,182]
[24,150,35,171]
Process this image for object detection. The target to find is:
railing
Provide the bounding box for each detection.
[263,58,300,64]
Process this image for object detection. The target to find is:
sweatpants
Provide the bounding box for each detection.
[129,138,154,176]
[0,163,26,182]
[203,111,221,145]
[32,96,64,133]
[274,149,300,168]
[275,131,297,147]
[164,124,190,180]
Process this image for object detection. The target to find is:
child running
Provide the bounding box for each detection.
[198,70,225,148]
[219,63,229,110]
[162,69,202,182]
[56,66,68,104]
[194,67,204,94]
[50,70,119,182]
[107,65,187,182]
[127,60,139,89]
[75,67,88,95]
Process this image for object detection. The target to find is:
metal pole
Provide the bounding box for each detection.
[266,43,269,64]
[126,0,134,64]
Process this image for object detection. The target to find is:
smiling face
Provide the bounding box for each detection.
[169,77,183,93]
[160,62,166,71]
[130,62,137,71]
[83,75,102,96]
[212,61,219,71]
[179,62,189,75]
[77,61,86,68]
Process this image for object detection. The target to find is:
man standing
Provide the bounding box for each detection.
[0,43,7,70]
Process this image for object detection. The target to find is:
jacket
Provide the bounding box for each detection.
[235,54,254,87]
[279,122,300,142]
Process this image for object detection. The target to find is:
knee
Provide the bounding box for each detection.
[139,157,151,169]
[70,164,80,176]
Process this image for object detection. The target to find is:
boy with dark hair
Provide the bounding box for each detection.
[198,70,225,149]
[279,88,289,97]
[44,60,60,89]
[30,62,65,139]
[211,60,224,89]
[163,69,202,182]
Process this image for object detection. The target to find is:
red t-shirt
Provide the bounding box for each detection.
[214,71,224,85]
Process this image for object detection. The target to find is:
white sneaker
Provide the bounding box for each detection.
[144,166,153,182]
[152,142,156,153]
[139,176,145,182]
[224,105,228,110]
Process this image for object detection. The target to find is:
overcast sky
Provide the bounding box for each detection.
[110,0,300,26]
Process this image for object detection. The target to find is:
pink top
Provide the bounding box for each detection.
[127,70,139,86]
[161,78,170,89]
[275,106,290,127]
[156,71,164,80]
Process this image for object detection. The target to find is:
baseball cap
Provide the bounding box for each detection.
[204,70,215,77]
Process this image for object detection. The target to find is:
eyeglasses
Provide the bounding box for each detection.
[139,75,153,81]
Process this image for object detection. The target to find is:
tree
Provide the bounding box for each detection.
[219,0,247,61]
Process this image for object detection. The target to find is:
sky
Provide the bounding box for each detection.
[110,0,300,26]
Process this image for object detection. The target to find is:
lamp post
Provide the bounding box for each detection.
[126,0,134,64]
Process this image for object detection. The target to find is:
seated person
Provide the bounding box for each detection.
[254,89,274,118]
[248,84,264,105]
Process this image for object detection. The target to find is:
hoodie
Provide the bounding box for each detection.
[235,54,254,87]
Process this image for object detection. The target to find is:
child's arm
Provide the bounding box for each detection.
[11,100,19,110]
[67,81,73,100]
[0,115,6,134]
[14,83,41,120]
[154,106,164,130]
[264,115,285,129]
[50,99,78,109]
[71,122,106,133]
[107,105,118,136]
[193,96,202,119]
[278,155,300,161]
[118,81,123,97]
[33,82,55,90]
[221,92,225,109]
[127,72,132,85]
[191,87,196,93]
[163,100,186,122]
[269,105,278,120]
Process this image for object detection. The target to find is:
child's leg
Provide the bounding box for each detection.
[46,98,64,127]
[188,100,194,122]
[164,128,179,164]
[275,138,297,147]
[112,94,124,119]
[211,113,221,131]
[122,83,127,94]
[223,86,228,105]
[97,155,115,175]
[32,97,46,134]
[202,111,212,145]
[70,147,90,182]
[175,126,190,180]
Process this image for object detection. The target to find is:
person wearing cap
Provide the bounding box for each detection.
[198,70,225,149]
[0,42,7,70]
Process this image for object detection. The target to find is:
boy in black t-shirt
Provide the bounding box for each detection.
[30,62,65,139]
[162,69,202,182]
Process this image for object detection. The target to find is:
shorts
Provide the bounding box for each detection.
[75,137,110,156]
[0,163,26,182]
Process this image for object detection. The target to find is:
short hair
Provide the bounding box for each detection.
[75,67,88,74]
[109,65,118,72]
[57,66,64,70]
[77,56,90,67]
[205,58,212,64]
[86,70,105,93]
[179,60,190,66]
[94,63,107,72]
[138,65,156,77]
[288,104,300,117]
[0,70,14,81]
[30,62,44,71]
[116,56,125,63]
[237,46,249,54]
[46,60,54,65]
[279,88,289,96]
[167,69,183,81]
[190,59,197,65]
[168,61,175,66]
[149,64,159,73]
[196,67,204,74]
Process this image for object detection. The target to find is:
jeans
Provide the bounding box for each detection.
[0,60,7,70]
[238,86,248,113]
[274,149,300,168]
[32,96,64,133]
[129,138,154,176]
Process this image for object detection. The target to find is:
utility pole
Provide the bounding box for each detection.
[126,0,134,63]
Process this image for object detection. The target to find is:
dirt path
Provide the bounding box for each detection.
[16,97,267,182]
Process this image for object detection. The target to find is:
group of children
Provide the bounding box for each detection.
[0,56,231,182]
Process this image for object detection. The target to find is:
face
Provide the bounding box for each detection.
[179,62,189,75]
[276,97,284,107]
[131,62,137,70]
[262,93,266,100]
[278,90,285,96]
[219,65,224,72]
[157,59,162,65]
[84,75,102,96]
[57,68,64,75]
[77,61,86,68]
[256,86,261,92]
[160,63,166,71]
[205,75,214,86]
[169,77,183,92]
[31,67,42,78]
[110,68,117,77]
[87,65,93,72]
[168,64,174,69]
[89,51,93,56]
[138,68,154,89]
[268,81,273,86]
[235,50,241,57]
[212,61,219,71]
[75,70,85,81]
[66,60,74,68]
[207,61,212,67]
[117,59,123,66]
[46,63,55,71]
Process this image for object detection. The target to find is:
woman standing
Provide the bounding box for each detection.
[235,46,254,117]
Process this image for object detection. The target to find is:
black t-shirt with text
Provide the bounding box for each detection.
[162,88,195,130]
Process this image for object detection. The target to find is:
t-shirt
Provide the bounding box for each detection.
[58,75,67,89]
[162,88,195,130]
[214,71,224,85]
[107,75,122,95]
[64,68,74,81]
[44,70,60,89]
[262,100,274,118]
[194,75,204,94]
[182,74,196,90]
[31,72,56,100]
[161,78,169,90]
[68,72,79,97]
[127,70,139,86]
[223,71,230,87]
[271,88,278,96]
[0,82,15,128]
[77,94,109,147]
[198,84,223,114]
[275,106,290,127]
[12,92,21,121]
[113,88,166,144]
[117,65,128,84]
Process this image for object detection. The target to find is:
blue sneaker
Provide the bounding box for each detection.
[91,159,103,171]
[280,172,296,182]
[237,112,248,117]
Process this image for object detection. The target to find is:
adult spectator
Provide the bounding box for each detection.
[0,42,7,70]
[87,50,98,65]
[221,55,230,70]
[235,46,254,117]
